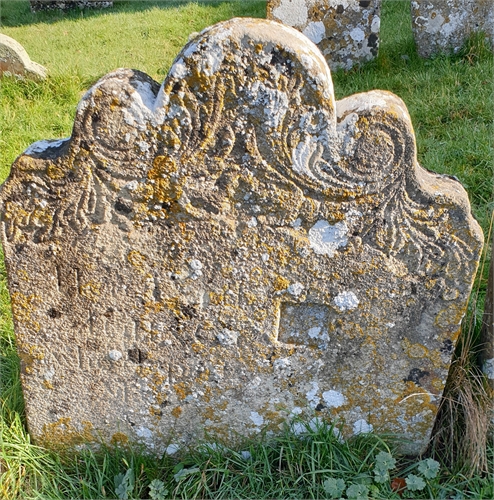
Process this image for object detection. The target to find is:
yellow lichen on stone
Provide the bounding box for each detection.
[46,162,65,180]
[171,407,182,419]
[127,250,147,268]
[273,275,289,291]
[110,432,129,445]
[11,292,40,332]
[40,418,95,447]
[79,281,101,301]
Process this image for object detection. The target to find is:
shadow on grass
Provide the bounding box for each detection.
[0,0,261,28]
[0,249,25,426]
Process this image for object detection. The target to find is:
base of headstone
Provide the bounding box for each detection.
[411,0,494,58]
[30,0,113,12]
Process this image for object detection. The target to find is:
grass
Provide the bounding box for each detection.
[0,0,493,498]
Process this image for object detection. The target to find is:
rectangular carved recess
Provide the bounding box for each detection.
[278,302,330,347]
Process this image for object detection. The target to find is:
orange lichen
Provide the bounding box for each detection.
[11,292,40,332]
[273,275,289,291]
[79,281,101,301]
[171,407,182,418]
[111,432,129,445]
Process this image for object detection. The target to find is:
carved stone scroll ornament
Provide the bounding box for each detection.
[0,18,483,454]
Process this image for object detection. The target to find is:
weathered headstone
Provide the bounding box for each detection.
[267,0,381,70]
[0,34,47,80]
[0,18,483,455]
[29,0,112,12]
[411,0,494,57]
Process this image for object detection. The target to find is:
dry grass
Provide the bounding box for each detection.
[428,212,494,475]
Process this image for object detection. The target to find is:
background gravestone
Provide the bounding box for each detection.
[267,0,381,70]
[30,0,112,12]
[0,18,483,455]
[0,34,47,80]
[411,0,494,57]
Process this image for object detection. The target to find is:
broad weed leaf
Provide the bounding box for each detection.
[323,477,346,498]
[375,451,396,471]
[373,467,389,484]
[406,473,426,491]
[173,466,200,482]
[114,469,134,500]
[417,458,440,479]
[346,483,370,500]
[149,479,168,500]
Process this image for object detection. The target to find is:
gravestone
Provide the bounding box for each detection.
[0,34,47,80]
[411,0,494,57]
[267,0,381,70]
[0,18,483,455]
[29,0,112,12]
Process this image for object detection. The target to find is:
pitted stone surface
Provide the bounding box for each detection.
[267,0,381,70]
[0,34,47,80]
[30,0,112,12]
[0,18,483,455]
[411,0,494,58]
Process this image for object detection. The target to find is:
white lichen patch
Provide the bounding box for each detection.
[216,329,238,347]
[43,367,55,381]
[322,390,346,408]
[135,426,153,439]
[189,259,203,271]
[303,21,326,44]
[353,419,373,435]
[333,291,359,312]
[169,58,189,79]
[272,0,309,27]
[306,382,320,408]
[288,282,304,297]
[249,411,264,426]
[249,82,289,129]
[273,357,291,370]
[108,349,122,361]
[349,27,365,42]
[308,220,348,256]
[25,138,69,155]
[165,443,180,455]
[307,326,321,339]
[247,217,258,228]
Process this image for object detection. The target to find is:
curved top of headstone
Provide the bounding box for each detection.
[6,17,481,261]
[0,34,47,80]
[0,18,483,455]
